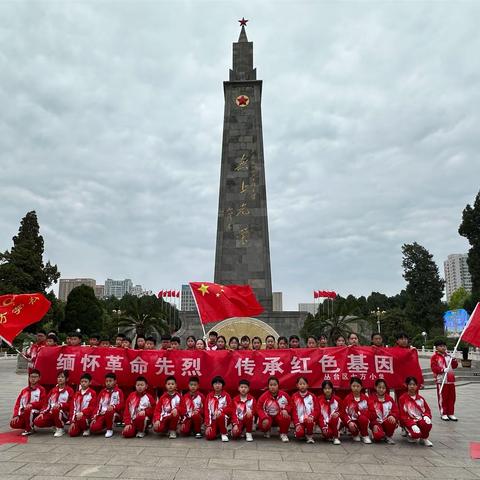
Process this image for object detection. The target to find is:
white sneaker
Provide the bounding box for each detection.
[385,436,395,445]
[21,430,33,436]
[407,436,418,443]
[105,429,114,438]
[333,438,341,445]
[168,431,177,439]
[245,432,253,442]
[362,436,372,444]
[136,431,146,438]
[195,432,202,438]
[263,431,271,439]
[352,435,361,442]
[420,438,433,447]
[448,415,458,421]
[306,435,315,444]
[401,428,407,437]
[280,434,289,443]
[441,415,450,421]
[53,428,65,437]
[221,434,229,442]
[82,429,90,437]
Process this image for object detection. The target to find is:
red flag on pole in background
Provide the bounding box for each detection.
[313,291,319,299]
[176,291,180,298]
[157,290,164,298]
[189,282,264,324]
[461,303,480,347]
[0,293,51,346]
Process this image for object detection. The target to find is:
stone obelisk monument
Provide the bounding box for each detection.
[214,19,273,311]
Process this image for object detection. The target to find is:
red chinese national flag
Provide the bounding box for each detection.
[0,293,51,346]
[189,282,264,324]
[461,303,480,348]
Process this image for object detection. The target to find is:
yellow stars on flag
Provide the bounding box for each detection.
[197,284,210,296]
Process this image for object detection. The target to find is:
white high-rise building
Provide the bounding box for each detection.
[104,278,133,299]
[444,253,472,302]
[181,284,196,311]
[272,292,283,311]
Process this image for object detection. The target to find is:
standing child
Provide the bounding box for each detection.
[153,376,182,438]
[399,376,433,447]
[431,339,458,421]
[317,380,342,445]
[68,373,97,437]
[204,376,232,442]
[90,373,124,438]
[231,379,256,442]
[179,376,205,437]
[291,377,318,444]
[341,377,372,443]
[10,369,46,436]
[257,376,292,442]
[368,379,398,444]
[123,376,155,438]
[34,370,74,437]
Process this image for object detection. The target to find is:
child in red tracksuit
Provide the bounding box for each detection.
[68,373,97,437]
[431,340,458,421]
[90,373,124,438]
[368,379,398,444]
[153,375,182,438]
[317,380,342,445]
[399,376,433,447]
[341,376,372,444]
[179,376,205,438]
[204,375,232,442]
[257,376,292,443]
[34,370,74,437]
[123,376,155,438]
[10,369,46,436]
[231,379,256,442]
[291,376,318,444]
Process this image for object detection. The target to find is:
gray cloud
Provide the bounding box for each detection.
[0,1,479,309]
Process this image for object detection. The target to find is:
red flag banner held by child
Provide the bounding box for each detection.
[189,282,264,324]
[0,293,51,346]
[460,303,480,347]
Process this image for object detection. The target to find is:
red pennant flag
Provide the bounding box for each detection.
[157,290,164,298]
[313,291,319,299]
[0,293,51,346]
[461,303,480,348]
[163,291,168,297]
[189,282,264,324]
[176,291,180,298]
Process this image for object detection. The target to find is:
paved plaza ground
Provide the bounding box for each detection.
[0,358,479,480]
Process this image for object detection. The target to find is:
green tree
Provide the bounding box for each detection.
[40,292,65,333]
[402,242,445,333]
[0,211,59,294]
[459,191,480,302]
[62,285,104,335]
[448,287,471,311]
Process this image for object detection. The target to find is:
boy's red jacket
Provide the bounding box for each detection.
[153,392,182,423]
[179,391,204,418]
[341,392,369,424]
[70,387,97,421]
[93,386,124,416]
[317,394,341,430]
[232,394,256,424]
[431,351,458,385]
[368,392,399,426]
[291,391,319,425]
[42,385,74,413]
[123,391,155,425]
[12,385,46,416]
[398,392,432,428]
[256,390,291,420]
[204,391,232,426]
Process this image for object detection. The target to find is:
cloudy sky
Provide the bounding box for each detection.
[1,1,479,310]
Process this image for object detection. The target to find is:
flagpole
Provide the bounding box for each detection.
[0,334,28,360]
[189,284,207,341]
[439,302,479,396]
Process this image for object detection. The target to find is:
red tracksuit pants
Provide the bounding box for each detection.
[10,406,39,433]
[205,414,228,440]
[437,383,456,416]
[258,413,291,435]
[231,414,254,438]
[123,415,150,438]
[180,413,203,435]
[320,415,341,440]
[34,407,68,429]
[69,416,90,437]
[154,414,179,434]
[345,414,369,437]
[371,417,397,441]
[405,419,432,439]
[294,417,315,438]
[90,410,118,434]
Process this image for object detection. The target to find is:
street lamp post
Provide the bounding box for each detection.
[421,331,427,348]
[370,307,386,333]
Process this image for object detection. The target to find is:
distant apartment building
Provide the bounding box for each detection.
[131,285,144,297]
[94,285,105,299]
[444,253,473,301]
[59,278,96,302]
[272,292,283,311]
[104,278,133,299]
[298,303,317,315]
[181,284,196,311]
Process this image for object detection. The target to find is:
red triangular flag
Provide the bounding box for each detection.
[158,290,163,298]
[176,291,180,298]
[462,303,480,348]
[314,291,319,299]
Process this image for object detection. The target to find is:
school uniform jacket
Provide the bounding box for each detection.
[291,391,319,425]
[123,391,155,425]
[398,392,432,428]
[431,351,458,385]
[153,392,182,423]
[42,385,74,413]
[256,390,292,420]
[232,394,256,424]
[13,385,46,416]
[204,392,232,426]
[368,392,399,426]
[179,392,204,419]
[317,394,341,429]
[341,392,369,424]
[93,386,124,417]
[70,387,97,421]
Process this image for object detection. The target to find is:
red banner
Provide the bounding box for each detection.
[34,346,423,394]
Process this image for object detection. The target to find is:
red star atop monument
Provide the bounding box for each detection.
[238,17,248,27]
